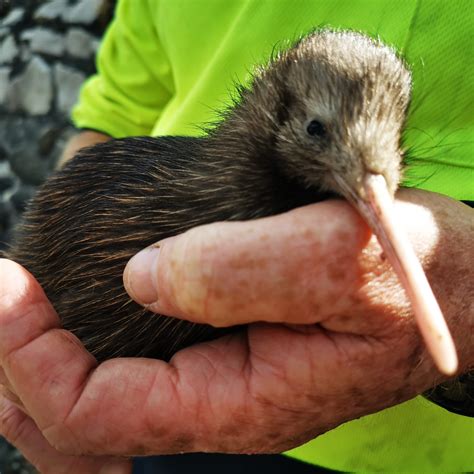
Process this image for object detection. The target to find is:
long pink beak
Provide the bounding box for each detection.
[340,173,457,375]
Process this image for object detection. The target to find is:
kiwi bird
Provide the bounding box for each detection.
[7,29,457,374]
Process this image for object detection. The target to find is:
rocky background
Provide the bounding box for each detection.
[0,1,115,471]
[0,0,115,251]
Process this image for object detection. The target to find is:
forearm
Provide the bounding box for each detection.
[58,130,112,169]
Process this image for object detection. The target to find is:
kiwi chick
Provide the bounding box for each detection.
[7,29,412,362]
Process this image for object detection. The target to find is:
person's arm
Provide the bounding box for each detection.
[71,0,173,140]
[1,189,472,474]
[57,131,112,169]
[57,0,174,169]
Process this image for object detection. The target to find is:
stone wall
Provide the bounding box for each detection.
[0,0,114,250]
[0,1,114,472]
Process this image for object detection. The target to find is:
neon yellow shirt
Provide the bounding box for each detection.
[72,0,474,471]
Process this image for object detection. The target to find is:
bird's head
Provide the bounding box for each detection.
[231,29,412,201]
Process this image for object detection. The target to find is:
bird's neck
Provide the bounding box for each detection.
[197,125,327,219]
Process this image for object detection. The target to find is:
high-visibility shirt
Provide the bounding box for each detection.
[72,0,474,471]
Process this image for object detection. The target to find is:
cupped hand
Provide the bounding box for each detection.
[1,189,472,474]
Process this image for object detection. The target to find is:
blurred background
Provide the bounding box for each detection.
[0,1,115,471]
[0,0,115,250]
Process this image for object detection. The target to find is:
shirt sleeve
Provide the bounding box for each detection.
[71,0,174,138]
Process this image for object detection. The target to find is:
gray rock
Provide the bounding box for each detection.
[6,77,22,111]
[0,117,67,165]
[20,45,31,62]
[9,145,52,186]
[91,38,101,54]
[63,0,103,25]
[0,8,25,27]
[7,56,52,115]
[0,144,6,161]
[11,185,36,213]
[0,175,15,193]
[0,117,29,154]
[0,35,18,64]
[26,28,64,57]
[0,66,10,104]
[38,125,61,156]
[0,200,15,237]
[0,160,11,177]
[66,28,97,59]
[0,160,17,201]
[54,63,85,114]
[34,0,69,21]
[20,29,35,42]
[0,27,8,39]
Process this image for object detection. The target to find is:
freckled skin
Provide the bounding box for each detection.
[155,202,370,328]
[7,29,411,361]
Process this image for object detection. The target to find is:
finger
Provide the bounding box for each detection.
[1,384,26,412]
[0,260,212,456]
[0,367,6,384]
[0,261,323,457]
[1,367,21,403]
[124,200,372,326]
[0,368,25,412]
[0,393,131,474]
[0,367,12,388]
[0,259,97,432]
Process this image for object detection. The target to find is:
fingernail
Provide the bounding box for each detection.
[124,246,161,305]
[99,460,131,474]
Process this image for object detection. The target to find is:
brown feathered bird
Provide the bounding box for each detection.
[7,30,456,376]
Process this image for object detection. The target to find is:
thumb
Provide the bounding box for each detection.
[123,200,371,327]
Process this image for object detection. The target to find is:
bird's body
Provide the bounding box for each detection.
[7,30,457,372]
[9,136,328,361]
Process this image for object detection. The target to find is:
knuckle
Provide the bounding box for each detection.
[0,367,7,384]
[171,228,215,321]
[0,397,29,446]
[42,422,82,456]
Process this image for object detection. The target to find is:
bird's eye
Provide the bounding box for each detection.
[306,120,326,138]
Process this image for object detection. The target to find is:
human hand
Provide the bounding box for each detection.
[0,189,472,474]
[123,188,473,373]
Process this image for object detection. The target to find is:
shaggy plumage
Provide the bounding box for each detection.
[7,30,411,362]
